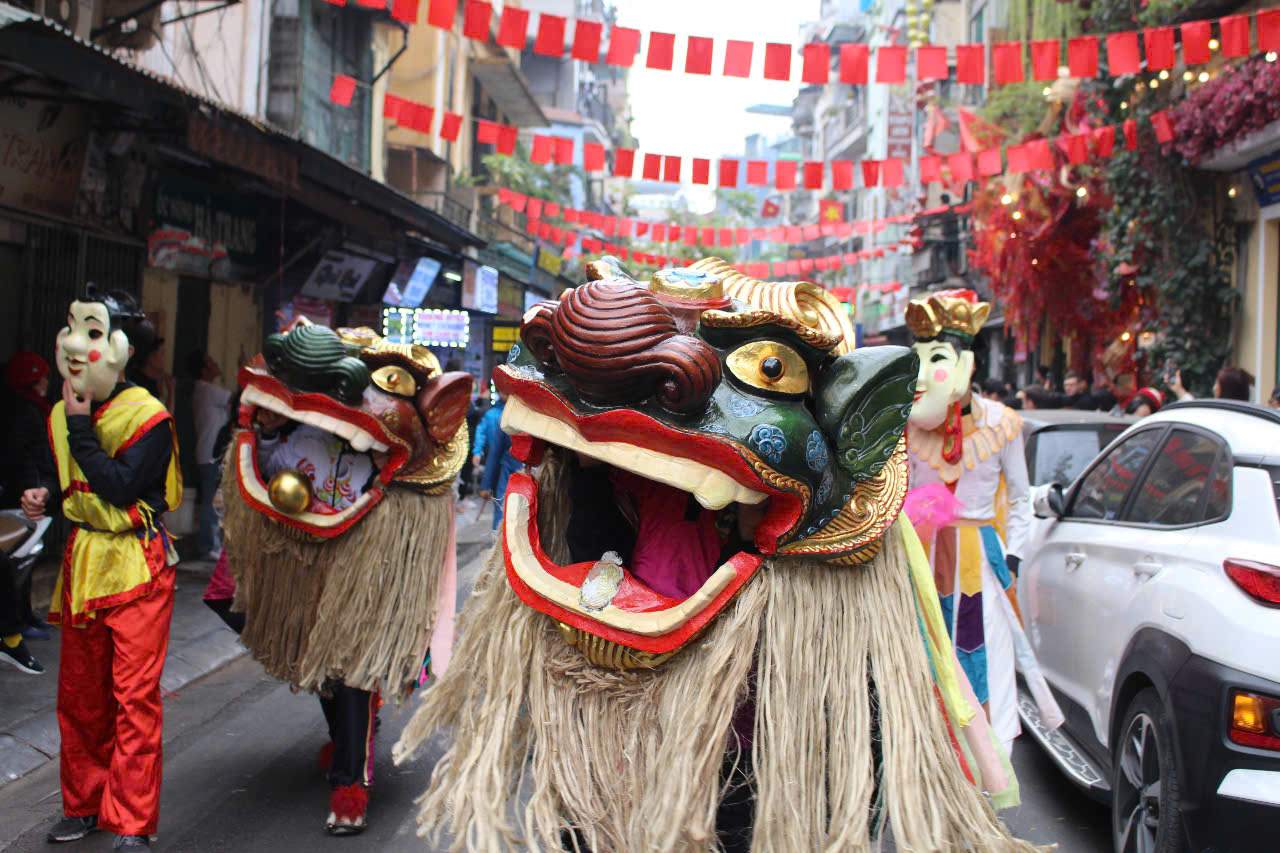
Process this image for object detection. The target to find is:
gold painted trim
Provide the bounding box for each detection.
[556,622,675,670]
[395,421,469,492]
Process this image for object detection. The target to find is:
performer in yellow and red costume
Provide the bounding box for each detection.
[905,289,1063,770]
[22,288,181,851]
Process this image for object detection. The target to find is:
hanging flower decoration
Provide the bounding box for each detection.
[1169,55,1280,164]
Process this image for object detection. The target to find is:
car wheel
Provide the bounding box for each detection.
[1111,688,1185,853]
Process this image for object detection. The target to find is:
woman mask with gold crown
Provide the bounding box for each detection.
[904,289,1065,778]
[394,259,1045,852]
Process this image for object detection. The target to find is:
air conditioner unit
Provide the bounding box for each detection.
[31,0,96,41]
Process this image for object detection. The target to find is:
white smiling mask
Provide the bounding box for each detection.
[56,300,132,401]
[909,339,974,431]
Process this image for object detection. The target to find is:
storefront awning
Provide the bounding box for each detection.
[470,56,548,128]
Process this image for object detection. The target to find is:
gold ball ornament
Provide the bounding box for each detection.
[268,469,313,515]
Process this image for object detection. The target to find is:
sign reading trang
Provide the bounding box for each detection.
[0,97,88,219]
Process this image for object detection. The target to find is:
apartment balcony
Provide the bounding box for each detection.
[415,191,474,234]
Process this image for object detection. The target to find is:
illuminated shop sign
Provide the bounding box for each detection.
[382,308,470,348]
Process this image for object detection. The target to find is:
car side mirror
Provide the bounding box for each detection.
[1033,482,1067,519]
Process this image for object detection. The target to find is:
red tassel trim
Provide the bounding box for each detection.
[329,784,368,821]
[941,402,964,465]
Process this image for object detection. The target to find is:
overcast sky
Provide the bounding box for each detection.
[616,0,810,163]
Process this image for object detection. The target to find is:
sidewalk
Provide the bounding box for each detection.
[0,497,499,791]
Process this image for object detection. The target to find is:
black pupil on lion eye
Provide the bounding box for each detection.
[761,357,783,379]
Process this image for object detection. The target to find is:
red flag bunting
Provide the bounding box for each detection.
[1181,20,1211,64]
[719,158,739,187]
[876,45,906,83]
[583,142,605,171]
[1260,10,1280,52]
[718,228,733,247]
[1006,143,1030,173]
[831,159,854,190]
[802,42,830,83]
[920,155,942,183]
[917,45,947,81]
[642,153,661,180]
[426,0,455,29]
[1068,36,1098,78]
[1123,119,1138,150]
[1219,15,1250,58]
[686,36,714,74]
[861,160,879,187]
[698,227,712,245]
[663,154,681,183]
[747,160,769,186]
[775,160,797,190]
[391,0,419,24]
[724,39,753,77]
[1093,125,1115,157]
[647,32,675,70]
[613,148,635,177]
[530,135,553,164]
[1057,132,1089,164]
[956,44,985,84]
[1150,110,1174,144]
[692,157,710,184]
[606,26,640,66]
[534,14,565,57]
[554,136,574,165]
[947,152,974,183]
[803,161,823,189]
[496,6,527,49]
[475,119,499,144]
[1027,138,1054,170]
[992,42,1023,84]
[764,43,792,80]
[1144,27,1176,70]
[527,198,543,219]
[1031,39,1059,80]
[572,20,603,62]
[881,158,904,187]
[383,93,405,122]
[462,1,490,38]
[840,43,868,84]
[439,111,462,140]
[977,148,1002,176]
[329,74,356,107]
[1106,31,1141,75]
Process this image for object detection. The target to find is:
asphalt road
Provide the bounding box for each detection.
[0,538,1113,852]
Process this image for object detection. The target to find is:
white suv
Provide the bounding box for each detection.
[1018,400,1280,853]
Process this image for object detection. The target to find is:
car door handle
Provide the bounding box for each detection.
[1133,558,1163,580]
[1065,552,1085,572]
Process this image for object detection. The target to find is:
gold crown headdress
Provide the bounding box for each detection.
[905,289,991,345]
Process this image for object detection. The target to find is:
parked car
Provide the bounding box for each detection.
[1017,400,1280,853]
[1021,408,1135,487]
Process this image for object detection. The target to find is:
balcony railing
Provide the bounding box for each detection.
[415,192,474,233]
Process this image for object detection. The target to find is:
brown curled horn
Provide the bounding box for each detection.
[548,281,720,414]
[520,300,559,368]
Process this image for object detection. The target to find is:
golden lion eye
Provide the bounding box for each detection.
[725,341,810,395]
[371,365,418,397]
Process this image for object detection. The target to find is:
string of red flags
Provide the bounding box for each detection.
[406,2,1280,88]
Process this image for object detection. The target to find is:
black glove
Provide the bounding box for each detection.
[1006,555,1020,577]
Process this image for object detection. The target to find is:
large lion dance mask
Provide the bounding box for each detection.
[395,259,1036,852]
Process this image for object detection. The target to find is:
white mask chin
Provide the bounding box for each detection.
[909,340,973,431]
[56,301,131,401]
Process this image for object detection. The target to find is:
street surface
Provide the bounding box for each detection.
[0,514,1112,852]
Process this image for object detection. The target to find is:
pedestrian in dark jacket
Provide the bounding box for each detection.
[473,392,521,530]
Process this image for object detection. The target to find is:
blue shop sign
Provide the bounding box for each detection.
[1246,151,1280,206]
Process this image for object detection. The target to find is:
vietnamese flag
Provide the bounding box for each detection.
[819,199,843,224]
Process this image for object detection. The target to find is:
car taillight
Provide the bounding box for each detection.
[1230,691,1280,751]
[1224,559,1280,606]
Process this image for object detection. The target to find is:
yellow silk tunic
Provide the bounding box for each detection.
[47,387,182,625]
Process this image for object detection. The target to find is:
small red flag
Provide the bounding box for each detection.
[1123,119,1138,150]
[1057,133,1089,165]
[571,20,602,62]
[977,148,1002,177]
[763,43,792,81]
[383,93,405,122]
[1030,39,1059,81]
[699,227,714,245]
[613,148,635,177]
[583,142,605,171]
[861,160,880,188]
[1260,9,1280,53]
[1006,143,1030,173]
[554,136,574,165]
[774,160,797,190]
[496,125,517,155]
[329,74,356,107]
[426,0,455,29]
[831,160,853,190]
[461,1,489,38]
[947,152,974,183]
[818,199,843,224]
[1150,111,1174,144]
[718,228,733,247]
[662,155,681,183]
[1068,36,1098,78]
[692,158,711,185]
[409,103,435,133]
[876,45,907,83]
[719,158,739,187]
[881,159,903,187]
[642,153,661,181]
[840,43,868,84]
[1219,15,1251,58]
[476,119,499,144]
[530,135,553,164]
[1093,125,1116,158]
[496,6,528,49]
[746,160,769,186]
[1144,27,1176,70]
[685,36,714,75]
[803,161,823,190]
[391,0,419,24]
[652,223,667,242]
[1026,139,1054,170]
[439,111,462,140]
[1106,31,1141,75]
[956,44,985,84]
[606,26,640,66]
[533,14,565,57]
[647,32,675,70]
[526,198,543,219]
[916,45,947,81]
[802,42,830,84]
[992,42,1023,84]
[1181,21,1211,64]
[724,40,754,77]
[920,155,942,183]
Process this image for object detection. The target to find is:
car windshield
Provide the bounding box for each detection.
[1030,424,1128,486]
